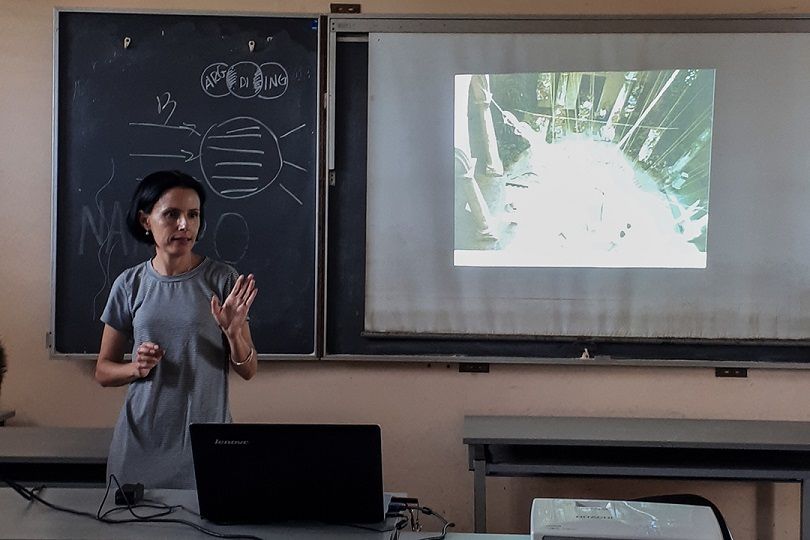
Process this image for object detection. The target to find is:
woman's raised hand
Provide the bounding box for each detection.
[211,274,258,337]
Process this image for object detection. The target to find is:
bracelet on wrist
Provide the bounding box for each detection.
[230,347,255,366]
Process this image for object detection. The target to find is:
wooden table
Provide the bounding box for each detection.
[464,415,810,538]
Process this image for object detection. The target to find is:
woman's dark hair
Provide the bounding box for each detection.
[126,170,207,244]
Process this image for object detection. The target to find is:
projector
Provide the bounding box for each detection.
[531,498,724,540]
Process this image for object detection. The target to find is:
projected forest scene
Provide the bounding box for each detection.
[454,69,715,268]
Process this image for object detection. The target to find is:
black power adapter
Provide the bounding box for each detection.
[114,483,144,505]
[387,496,419,514]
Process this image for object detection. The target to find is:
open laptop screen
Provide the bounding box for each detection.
[190,423,384,524]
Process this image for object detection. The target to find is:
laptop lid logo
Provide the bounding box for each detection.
[214,439,250,445]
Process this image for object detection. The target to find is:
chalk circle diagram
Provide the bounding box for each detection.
[200,62,229,98]
[129,113,308,202]
[213,212,250,264]
[202,61,288,100]
[199,116,284,200]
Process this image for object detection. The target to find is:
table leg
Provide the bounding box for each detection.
[802,480,810,540]
[473,457,487,533]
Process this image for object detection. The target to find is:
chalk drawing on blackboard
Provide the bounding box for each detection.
[128,121,202,161]
[226,61,263,99]
[200,116,278,198]
[213,212,250,264]
[278,183,303,206]
[201,61,288,100]
[199,116,306,202]
[201,63,230,98]
[88,159,120,320]
[129,98,307,203]
[156,91,177,124]
[257,62,288,100]
[277,123,308,206]
[279,123,306,139]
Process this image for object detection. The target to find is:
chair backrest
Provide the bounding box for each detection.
[0,340,6,391]
[633,494,732,540]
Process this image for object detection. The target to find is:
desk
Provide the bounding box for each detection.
[0,487,525,539]
[0,427,111,484]
[464,415,810,537]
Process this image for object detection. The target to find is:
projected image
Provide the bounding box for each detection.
[454,69,715,268]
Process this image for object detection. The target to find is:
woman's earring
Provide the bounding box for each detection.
[145,230,150,236]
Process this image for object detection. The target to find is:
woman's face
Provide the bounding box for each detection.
[139,187,202,257]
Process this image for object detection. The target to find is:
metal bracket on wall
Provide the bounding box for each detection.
[459,363,490,373]
[715,367,748,378]
[331,4,361,13]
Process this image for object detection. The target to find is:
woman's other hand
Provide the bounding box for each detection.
[96,326,163,386]
[134,341,164,378]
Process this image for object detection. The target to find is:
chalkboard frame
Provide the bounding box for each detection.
[324,15,810,368]
[50,9,325,359]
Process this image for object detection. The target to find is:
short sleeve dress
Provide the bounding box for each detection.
[101,257,238,489]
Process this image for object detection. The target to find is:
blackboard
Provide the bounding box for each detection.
[54,12,319,355]
[325,20,810,366]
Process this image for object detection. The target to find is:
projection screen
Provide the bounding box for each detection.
[364,31,810,340]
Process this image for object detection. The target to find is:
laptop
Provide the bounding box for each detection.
[189,423,384,524]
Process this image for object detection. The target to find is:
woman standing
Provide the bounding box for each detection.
[95,170,257,488]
